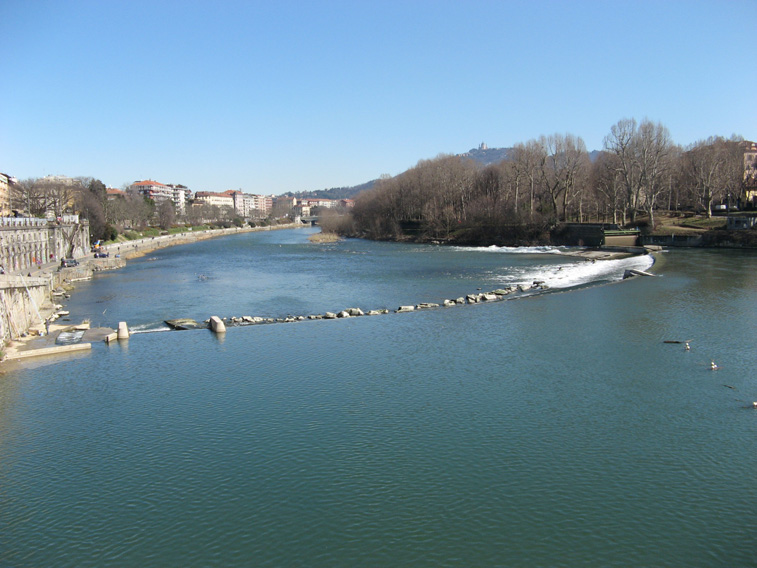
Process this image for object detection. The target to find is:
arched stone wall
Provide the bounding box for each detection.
[0,218,89,274]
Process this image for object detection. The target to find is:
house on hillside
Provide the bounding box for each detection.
[106,188,126,200]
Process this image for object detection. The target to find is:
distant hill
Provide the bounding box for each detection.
[282,179,376,201]
[458,144,513,165]
[290,145,603,200]
[459,144,603,165]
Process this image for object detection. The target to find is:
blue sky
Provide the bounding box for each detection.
[1,0,755,195]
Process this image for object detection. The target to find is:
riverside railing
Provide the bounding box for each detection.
[0,215,80,228]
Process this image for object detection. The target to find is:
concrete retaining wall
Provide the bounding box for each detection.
[0,275,54,343]
[642,235,704,247]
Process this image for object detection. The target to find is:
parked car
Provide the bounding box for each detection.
[61,258,79,268]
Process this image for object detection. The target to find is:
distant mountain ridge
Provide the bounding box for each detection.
[459,144,603,166]
[292,145,602,200]
[282,179,377,201]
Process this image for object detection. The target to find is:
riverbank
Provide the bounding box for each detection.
[0,223,306,365]
[102,222,306,260]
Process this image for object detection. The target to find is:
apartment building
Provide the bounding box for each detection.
[194,191,235,209]
[741,141,757,206]
[0,172,13,216]
[129,180,191,213]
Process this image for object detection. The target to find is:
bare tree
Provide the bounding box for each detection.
[157,200,176,229]
[535,134,589,222]
[604,118,675,227]
[511,140,544,219]
[680,137,744,216]
[635,120,675,228]
[591,152,625,224]
[11,178,49,217]
[10,177,82,218]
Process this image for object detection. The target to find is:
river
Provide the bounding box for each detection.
[1,227,755,567]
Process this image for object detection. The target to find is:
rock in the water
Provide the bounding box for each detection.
[165,318,205,330]
[493,288,514,296]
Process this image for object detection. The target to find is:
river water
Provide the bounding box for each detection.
[1,228,756,567]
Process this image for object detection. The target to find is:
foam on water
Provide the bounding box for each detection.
[129,323,172,334]
[453,245,656,289]
[454,244,566,255]
[505,254,655,289]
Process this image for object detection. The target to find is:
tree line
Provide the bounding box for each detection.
[341,118,750,244]
[7,178,272,242]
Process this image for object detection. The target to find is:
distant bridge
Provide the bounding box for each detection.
[301,216,319,226]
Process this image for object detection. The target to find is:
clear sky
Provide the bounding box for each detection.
[1,0,755,195]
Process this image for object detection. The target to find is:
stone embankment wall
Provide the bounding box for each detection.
[0,265,98,345]
[0,216,90,273]
[0,275,54,344]
[642,235,704,247]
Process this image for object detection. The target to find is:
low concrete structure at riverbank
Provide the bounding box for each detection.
[4,342,92,361]
[2,324,115,363]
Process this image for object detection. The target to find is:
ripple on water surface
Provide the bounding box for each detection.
[1,243,756,567]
